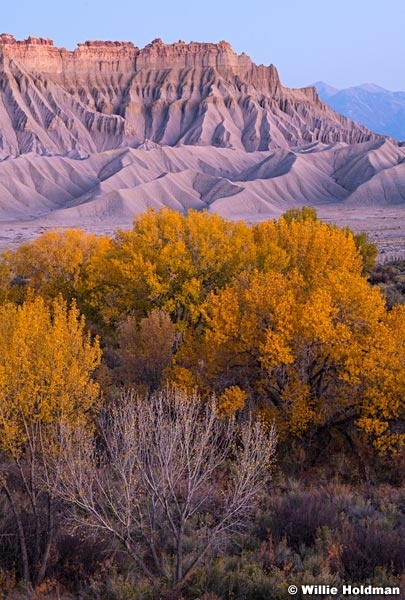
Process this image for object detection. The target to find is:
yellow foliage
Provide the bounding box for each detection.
[80,208,255,325]
[0,209,401,454]
[0,296,101,457]
[269,217,363,284]
[165,366,198,392]
[217,386,247,417]
[353,304,405,453]
[197,218,405,451]
[4,229,108,303]
[279,377,314,437]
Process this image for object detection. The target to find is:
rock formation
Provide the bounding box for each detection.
[0,138,404,223]
[0,35,379,159]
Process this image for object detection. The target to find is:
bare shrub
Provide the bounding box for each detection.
[340,520,405,579]
[264,488,340,550]
[49,387,276,587]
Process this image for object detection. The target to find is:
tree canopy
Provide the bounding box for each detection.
[0,207,402,455]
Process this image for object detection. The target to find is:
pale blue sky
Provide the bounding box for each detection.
[2,0,404,90]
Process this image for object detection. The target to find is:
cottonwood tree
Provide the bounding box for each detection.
[50,387,276,587]
[80,208,255,327]
[199,257,405,453]
[0,296,101,587]
[2,229,109,303]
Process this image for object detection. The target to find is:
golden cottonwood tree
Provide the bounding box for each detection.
[255,216,364,284]
[0,296,101,587]
[80,208,255,327]
[1,229,111,307]
[201,269,402,447]
[354,304,405,453]
[196,218,405,454]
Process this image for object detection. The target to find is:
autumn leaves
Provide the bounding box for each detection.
[0,207,403,455]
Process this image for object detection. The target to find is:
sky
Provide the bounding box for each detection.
[2,0,405,91]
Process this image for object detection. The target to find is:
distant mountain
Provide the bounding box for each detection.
[314,81,405,141]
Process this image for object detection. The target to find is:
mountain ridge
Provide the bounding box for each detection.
[0,34,380,159]
[314,81,405,141]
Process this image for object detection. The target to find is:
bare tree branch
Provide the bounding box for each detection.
[48,387,276,586]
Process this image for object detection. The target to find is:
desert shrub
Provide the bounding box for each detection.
[369,261,405,308]
[340,518,405,579]
[0,567,17,598]
[252,482,405,591]
[187,532,346,600]
[189,553,275,600]
[262,488,340,550]
[77,573,156,600]
[48,532,114,592]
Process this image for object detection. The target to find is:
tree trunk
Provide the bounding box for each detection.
[176,521,184,583]
[35,494,54,586]
[2,482,32,587]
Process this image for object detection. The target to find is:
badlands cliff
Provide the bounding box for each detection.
[0,35,378,158]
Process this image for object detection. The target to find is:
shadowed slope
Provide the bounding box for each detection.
[0,141,403,224]
[0,35,380,158]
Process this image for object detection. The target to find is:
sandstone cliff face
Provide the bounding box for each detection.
[0,35,380,158]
